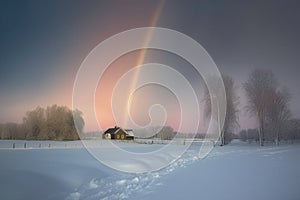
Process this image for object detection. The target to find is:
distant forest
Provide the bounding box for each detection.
[0,105,84,141]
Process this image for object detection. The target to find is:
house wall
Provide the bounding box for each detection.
[115,129,126,140]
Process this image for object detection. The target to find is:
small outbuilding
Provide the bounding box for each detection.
[103,126,134,140]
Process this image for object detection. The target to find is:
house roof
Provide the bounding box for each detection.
[103,127,134,136]
[104,127,120,134]
[125,129,134,136]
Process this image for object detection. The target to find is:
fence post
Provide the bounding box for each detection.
[24,142,26,149]
[13,143,15,149]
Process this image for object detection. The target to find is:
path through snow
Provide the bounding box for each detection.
[66,146,201,200]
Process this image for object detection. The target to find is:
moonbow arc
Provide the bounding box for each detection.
[72,27,226,173]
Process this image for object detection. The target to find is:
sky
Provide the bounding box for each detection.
[0,0,300,132]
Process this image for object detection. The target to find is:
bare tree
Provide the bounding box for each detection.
[266,88,291,145]
[287,119,300,142]
[243,69,278,146]
[203,75,239,145]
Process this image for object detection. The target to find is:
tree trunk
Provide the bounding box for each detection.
[259,127,262,146]
[261,126,264,146]
[223,131,226,145]
[259,119,264,146]
[220,130,225,146]
[275,128,280,146]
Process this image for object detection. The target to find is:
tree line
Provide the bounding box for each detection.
[1,69,299,145]
[0,105,84,140]
[203,69,299,146]
[133,126,176,140]
[239,119,300,143]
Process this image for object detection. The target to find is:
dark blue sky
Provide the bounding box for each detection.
[1,0,300,130]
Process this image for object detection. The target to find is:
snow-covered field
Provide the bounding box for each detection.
[0,140,299,200]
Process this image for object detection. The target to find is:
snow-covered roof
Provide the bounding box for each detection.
[104,127,134,136]
[125,129,134,136]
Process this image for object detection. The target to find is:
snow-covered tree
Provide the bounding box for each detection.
[266,88,291,145]
[243,69,278,146]
[22,105,84,140]
[203,75,239,145]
